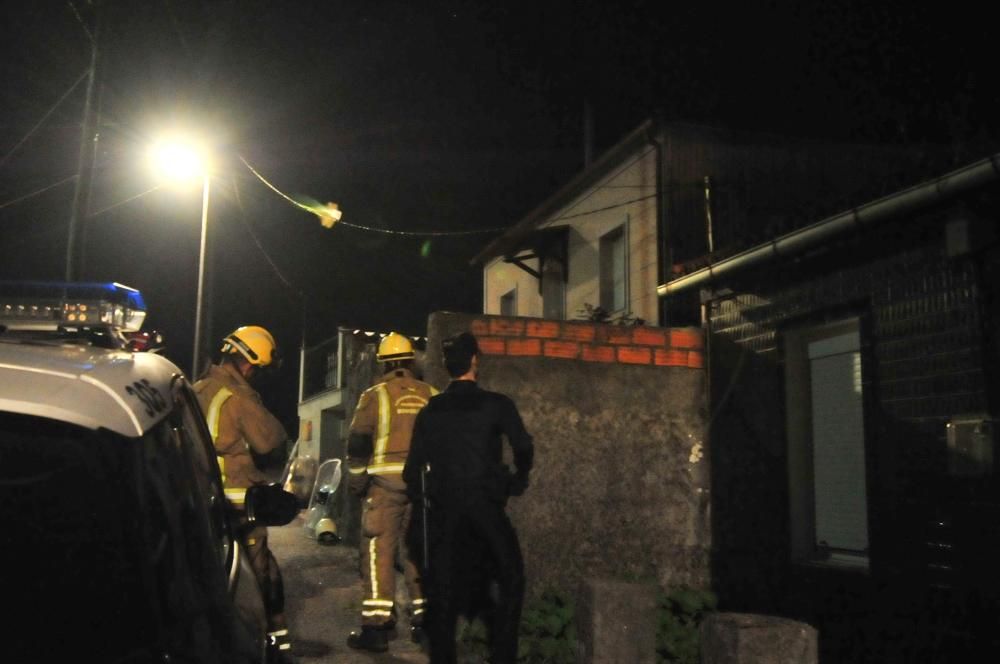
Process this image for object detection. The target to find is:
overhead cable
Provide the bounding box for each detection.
[0,68,90,170]
[238,154,508,236]
[0,175,78,211]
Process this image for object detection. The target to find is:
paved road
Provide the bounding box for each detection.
[269,512,430,664]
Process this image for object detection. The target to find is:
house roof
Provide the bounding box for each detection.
[658,152,1000,297]
[469,116,864,266]
[470,117,657,265]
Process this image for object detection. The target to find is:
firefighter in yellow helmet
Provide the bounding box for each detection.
[346,332,438,652]
[193,325,295,662]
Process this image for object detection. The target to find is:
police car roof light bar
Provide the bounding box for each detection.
[0,281,148,333]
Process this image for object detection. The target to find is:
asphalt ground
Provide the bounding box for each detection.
[268,511,431,664]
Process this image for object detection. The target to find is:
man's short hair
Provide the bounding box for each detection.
[442,332,480,378]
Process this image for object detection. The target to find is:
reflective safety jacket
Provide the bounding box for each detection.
[348,367,438,493]
[194,363,287,506]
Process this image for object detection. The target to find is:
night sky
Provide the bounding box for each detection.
[2,0,997,426]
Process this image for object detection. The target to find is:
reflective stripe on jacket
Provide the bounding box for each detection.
[194,363,287,504]
[348,368,437,491]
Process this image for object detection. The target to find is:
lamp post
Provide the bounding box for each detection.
[192,172,210,379]
[150,137,210,378]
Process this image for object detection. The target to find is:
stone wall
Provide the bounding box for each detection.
[424,312,711,597]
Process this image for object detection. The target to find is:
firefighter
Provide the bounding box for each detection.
[193,325,294,662]
[402,332,534,664]
[346,332,438,652]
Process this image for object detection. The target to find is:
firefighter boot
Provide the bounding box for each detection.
[266,629,296,664]
[347,626,389,653]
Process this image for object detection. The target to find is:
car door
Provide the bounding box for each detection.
[169,378,269,661]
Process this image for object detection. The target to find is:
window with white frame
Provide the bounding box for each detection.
[599,224,627,313]
[784,317,870,569]
[499,288,517,316]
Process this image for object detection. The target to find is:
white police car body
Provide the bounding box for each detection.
[0,282,292,663]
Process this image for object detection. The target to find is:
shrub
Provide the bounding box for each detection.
[656,586,718,664]
[456,589,576,663]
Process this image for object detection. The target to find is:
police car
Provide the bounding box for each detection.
[0,281,295,663]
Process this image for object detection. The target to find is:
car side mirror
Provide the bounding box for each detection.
[244,483,299,527]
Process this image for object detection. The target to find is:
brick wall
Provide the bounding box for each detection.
[467,316,704,369]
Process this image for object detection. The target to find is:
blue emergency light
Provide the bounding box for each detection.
[0,281,147,333]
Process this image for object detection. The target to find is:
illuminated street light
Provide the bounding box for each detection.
[149,136,211,379]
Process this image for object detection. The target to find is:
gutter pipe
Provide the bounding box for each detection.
[658,153,1000,298]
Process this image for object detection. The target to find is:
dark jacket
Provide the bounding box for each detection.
[402,380,534,505]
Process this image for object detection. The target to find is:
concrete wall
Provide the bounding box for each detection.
[424,311,711,597]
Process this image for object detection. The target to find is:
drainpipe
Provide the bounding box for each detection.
[658,153,1000,298]
[704,176,715,255]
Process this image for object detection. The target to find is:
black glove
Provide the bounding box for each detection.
[245,482,299,527]
[507,470,530,497]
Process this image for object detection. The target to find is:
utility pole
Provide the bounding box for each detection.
[65,3,102,281]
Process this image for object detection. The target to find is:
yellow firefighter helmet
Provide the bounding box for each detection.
[221,325,277,367]
[377,332,414,362]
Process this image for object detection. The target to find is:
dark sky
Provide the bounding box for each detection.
[2,0,997,425]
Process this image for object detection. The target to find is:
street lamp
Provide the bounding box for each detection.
[149,137,211,379]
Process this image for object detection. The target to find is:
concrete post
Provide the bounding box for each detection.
[576,579,658,664]
[700,612,818,664]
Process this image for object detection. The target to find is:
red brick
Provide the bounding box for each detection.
[507,338,541,356]
[603,326,633,345]
[490,318,525,336]
[543,340,580,359]
[687,351,705,369]
[471,319,490,336]
[655,349,689,367]
[670,328,704,350]
[526,320,560,338]
[617,346,652,364]
[562,323,596,343]
[581,345,615,362]
[478,336,506,355]
[632,327,667,346]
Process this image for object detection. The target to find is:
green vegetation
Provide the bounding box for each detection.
[656,586,718,664]
[457,590,576,663]
[457,585,717,663]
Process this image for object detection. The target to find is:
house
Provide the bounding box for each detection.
[473,117,952,328]
[658,153,1000,661]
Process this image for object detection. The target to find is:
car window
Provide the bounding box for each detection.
[170,379,233,568]
[138,405,239,663]
[2,403,241,663]
[1,412,156,661]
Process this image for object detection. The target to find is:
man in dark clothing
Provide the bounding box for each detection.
[402,332,534,664]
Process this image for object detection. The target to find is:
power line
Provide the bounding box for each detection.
[551,192,658,221]
[0,68,89,170]
[543,145,658,221]
[87,185,162,218]
[232,174,303,300]
[238,154,508,237]
[0,175,77,211]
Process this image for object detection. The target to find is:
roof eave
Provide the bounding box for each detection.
[470,118,658,266]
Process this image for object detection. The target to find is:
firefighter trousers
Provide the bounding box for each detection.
[360,483,425,627]
[246,525,287,632]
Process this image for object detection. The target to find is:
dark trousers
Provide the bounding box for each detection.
[246,525,286,631]
[421,498,524,664]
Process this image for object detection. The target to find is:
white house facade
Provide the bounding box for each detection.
[480,123,661,325]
